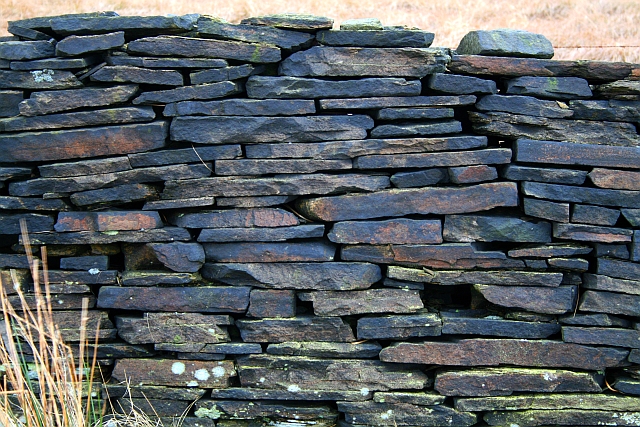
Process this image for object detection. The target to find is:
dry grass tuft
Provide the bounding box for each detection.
[1,0,639,62]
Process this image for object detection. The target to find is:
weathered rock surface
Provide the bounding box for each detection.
[441,312,560,338]
[455,393,640,411]
[388,266,563,286]
[370,120,462,138]
[456,29,554,58]
[0,70,82,90]
[554,223,632,243]
[164,98,315,117]
[56,31,124,56]
[215,159,352,176]
[505,76,592,99]
[132,81,242,105]
[328,219,442,244]
[474,284,577,314]
[169,208,298,228]
[483,409,640,426]
[427,73,497,94]
[522,182,640,208]
[338,401,477,426]
[247,289,296,318]
[357,313,442,339]
[563,326,640,348]
[18,85,138,116]
[267,341,381,358]
[203,241,336,263]
[299,289,424,316]
[240,13,334,31]
[316,28,435,47]
[55,211,162,232]
[236,317,355,343]
[353,148,511,169]
[198,225,324,242]
[0,40,54,60]
[147,242,205,272]
[573,205,620,226]
[189,64,260,84]
[111,359,235,388]
[598,257,640,281]
[443,214,551,243]
[115,313,231,345]
[0,90,22,117]
[49,14,198,36]
[476,94,573,118]
[579,290,640,316]
[91,66,184,86]
[584,274,640,295]
[319,95,477,110]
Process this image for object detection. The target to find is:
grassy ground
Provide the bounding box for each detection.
[1,0,639,62]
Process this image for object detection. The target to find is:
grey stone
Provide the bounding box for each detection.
[457,29,554,58]
[300,289,423,316]
[214,159,352,176]
[316,29,434,47]
[10,56,101,71]
[357,313,442,339]
[147,242,205,273]
[476,94,573,118]
[508,244,592,258]
[0,90,22,117]
[390,168,448,187]
[340,18,383,30]
[59,256,109,271]
[328,219,442,244]
[522,181,640,209]
[572,204,620,225]
[115,313,230,345]
[0,213,54,234]
[571,99,640,122]
[24,228,190,245]
[612,377,640,396]
[554,223,632,243]
[168,208,299,228]
[338,401,477,426]
[90,66,183,86]
[589,167,640,191]
[483,409,640,426]
[563,326,640,348]
[388,266,563,286]
[18,85,138,116]
[372,391,446,406]
[443,214,551,243]
[240,13,333,31]
[0,196,69,211]
[247,289,296,318]
[501,165,587,184]
[474,284,577,314]
[0,40,54,60]
[353,148,510,169]
[236,317,355,343]
[267,341,381,358]
[208,388,371,402]
[375,107,454,120]
[579,290,640,317]
[598,257,640,281]
[107,55,228,68]
[163,99,315,117]
[128,145,240,167]
[547,257,589,271]
[370,120,462,138]
[194,400,338,422]
[427,73,497,94]
[132,81,242,105]
[319,95,476,110]
[215,196,296,208]
[441,312,560,338]
[49,14,198,36]
[622,209,640,226]
[189,64,260,84]
[119,271,200,287]
[448,165,497,183]
[70,183,159,207]
[456,393,640,412]
[6,24,51,41]
[142,198,215,210]
[505,76,592,100]
[55,31,124,56]
[198,225,325,242]
[39,157,131,178]
[203,241,336,263]
[595,80,640,99]
[594,243,630,259]
[0,69,82,90]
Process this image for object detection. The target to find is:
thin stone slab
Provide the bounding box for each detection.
[589,168,640,191]
[0,40,54,60]
[296,182,517,221]
[448,54,638,80]
[441,313,560,338]
[508,244,592,258]
[215,159,352,175]
[132,81,241,105]
[584,274,640,295]
[49,14,198,36]
[328,219,442,244]
[427,73,497,95]
[267,341,381,358]
[390,168,448,187]
[316,29,434,47]
[147,242,205,273]
[623,209,640,226]
[120,271,200,286]
[554,223,631,243]
[0,122,167,164]
[128,145,240,167]
[39,157,131,178]
[319,95,476,110]
[198,225,324,242]
[128,36,281,63]
[630,350,640,363]
[476,94,573,118]
[24,227,190,245]
[457,29,554,58]
[613,377,640,396]
[162,174,390,199]
[247,289,295,318]
[379,338,629,369]
[375,107,454,120]
[0,196,69,211]
[474,284,576,314]
[236,317,355,343]
[299,289,423,316]
[245,135,487,159]
[240,13,333,31]
[202,262,381,290]
[515,139,640,169]
[505,76,592,99]
[105,384,207,401]
[168,208,299,228]
[353,148,511,169]
[483,409,640,426]
[0,90,22,117]
[522,182,640,209]
[0,254,31,269]
[470,111,640,146]
[449,165,497,184]
[444,214,551,243]
[18,85,138,116]
[596,80,640,98]
[598,258,640,281]
[5,23,51,41]
[10,56,101,70]
[595,243,631,259]
[208,388,371,402]
[279,46,449,77]
[0,213,54,234]
[164,98,315,117]
[56,31,124,56]
[0,106,155,132]
[455,393,640,412]
[115,313,230,345]
[203,241,336,263]
[90,66,183,86]
[338,401,477,426]
[194,400,337,422]
[357,313,441,339]
[571,99,640,122]
[370,120,462,138]
[97,286,250,313]
[372,391,446,406]
[0,70,82,90]
[388,266,563,286]
[55,211,162,232]
[563,326,640,348]
[189,64,261,85]
[196,18,314,50]
[59,256,109,271]
[526,195,569,223]
[111,359,235,388]
[502,165,587,184]
[238,355,428,391]
[107,54,227,68]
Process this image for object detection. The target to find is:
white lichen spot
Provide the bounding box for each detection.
[187,380,199,387]
[360,388,369,396]
[510,424,520,427]
[543,373,557,381]
[260,377,266,383]
[211,366,226,377]
[287,384,301,392]
[171,362,186,375]
[194,369,210,381]
[88,268,100,275]
[620,413,640,423]
[31,69,54,82]
[380,410,393,420]
[58,300,64,305]
[195,405,222,420]
[208,328,218,334]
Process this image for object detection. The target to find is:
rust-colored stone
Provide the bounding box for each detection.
[111,358,235,388]
[55,211,163,232]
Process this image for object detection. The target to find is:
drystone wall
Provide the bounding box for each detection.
[1,11,640,427]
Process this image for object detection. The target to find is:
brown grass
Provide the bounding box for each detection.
[1,0,639,62]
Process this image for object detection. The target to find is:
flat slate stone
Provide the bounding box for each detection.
[427,73,497,95]
[299,289,423,316]
[563,326,640,348]
[470,111,640,146]
[111,359,235,389]
[448,54,638,81]
[208,387,371,402]
[39,157,131,178]
[6,23,51,40]
[505,76,592,99]
[69,183,159,207]
[594,243,630,259]
[474,284,577,314]
[279,46,449,77]
[128,36,281,63]
[379,338,629,369]
[502,165,587,184]
[0,40,54,60]
[49,14,198,36]
[164,99,315,117]
[508,243,592,258]
[189,64,260,85]
[483,409,640,426]
[240,13,333,31]
[203,241,336,263]
[97,286,250,313]
[590,168,640,191]
[194,400,338,421]
[476,94,573,118]
[91,66,183,86]
[0,69,82,90]
[56,31,124,56]
[199,225,324,242]
[132,81,241,105]
[245,135,487,160]
[0,213,54,234]
[120,271,200,286]
[59,255,109,271]
[236,317,355,343]
[436,368,601,397]
[455,393,640,412]
[522,182,640,209]
[372,391,446,406]
[0,122,167,163]
[24,227,190,245]
[515,139,640,169]
[55,211,162,232]
[316,29,434,47]
[246,76,421,99]
[215,159,352,175]
[147,242,205,273]
[444,215,551,243]
[168,208,299,228]
[449,165,497,184]
[375,107,454,120]
[456,29,554,58]
[338,401,477,426]
[18,85,138,116]
[441,313,560,338]
[613,377,640,396]
[162,173,390,199]
[0,166,31,180]
[171,115,373,144]
[388,266,563,286]
[596,80,640,98]
[267,341,381,358]
[598,257,640,281]
[196,18,314,50]
[353,148,511,169]
[623,209,640,226]
[390,168,449,187]
[202,262,381,290]
[340,18,383,30]
[0,106,155,132]
[247,289,296,318]
[0,254,31,269]
[10,56,101,70]
[116,313,230,345]
[107,55,228,68]
[571,99,640,122]
[554,223,631,243]
[370,120,462,138]
[296,182,518,221]
[328,219,442,244]
[357,313,442,339]
[319,95,476,110]
[238,355,428,392]
[0,90,22,117]
[128,145,240,167]
[0,196,69,211]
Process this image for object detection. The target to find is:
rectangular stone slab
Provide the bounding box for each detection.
[115,313,230,345]
[357,313,442,339]
[169,208,299,228]
[583,274,640,295]
[353,148,511,169]
[474,284,577,314]
[236,316,355,343]
[202,262,381,290]
[107,55,228,68]
[379,338,629,370]
[90,66,184,86]
[455,393,640,411]
[444,214,551,243]
[483,409,640,427]
[189,64,261,85]
[571,99,640,122]
[388,266,563,286]
[579,290,640,316]
[127,36,281,63]
[554,223,632,243]
[132,81,242,105]
[562,326,640,348]
[372,391,446,406]
[0,196,69,211]
[476,94,573,118]
[194,400,337,421]
[208,388,371,402]
[197,18,314,50]
[316,29,435,47]
[319,95,476,110]
[164,98,315,117]
[237,355,428,391]
[598,257,640,281]
[10,56,101,71]
[111,359,235,388]
[203,241,336,262]
[0,213,54,234]
[55,31,125,56]
[97,286,250,313]
[0,40,54,60]
[0,90,22,117]
[38,157,132,178]
[279,46,448,77]
[441,313,560,338]
[18,85,138,116]
[328,219,442,244]
[296,182,518,221]
[0,70,82,90]
[338,401,477,426]
[24,227,190,245]
[502,165,588,184]
[49,15,198,36]
[522,182,640,208]
[300,289,423,316]
[55,211,162,232]
[128,145,240,167]
[170,115,373,144]
[267,341,381,358]
[215,159,352,175]
[72,183,157,207]
[0,122,167,163]
[589,168,640,191]
[435,367,602,397]
[198,224,325,242]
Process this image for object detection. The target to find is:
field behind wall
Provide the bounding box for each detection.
[1,0,639,62]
